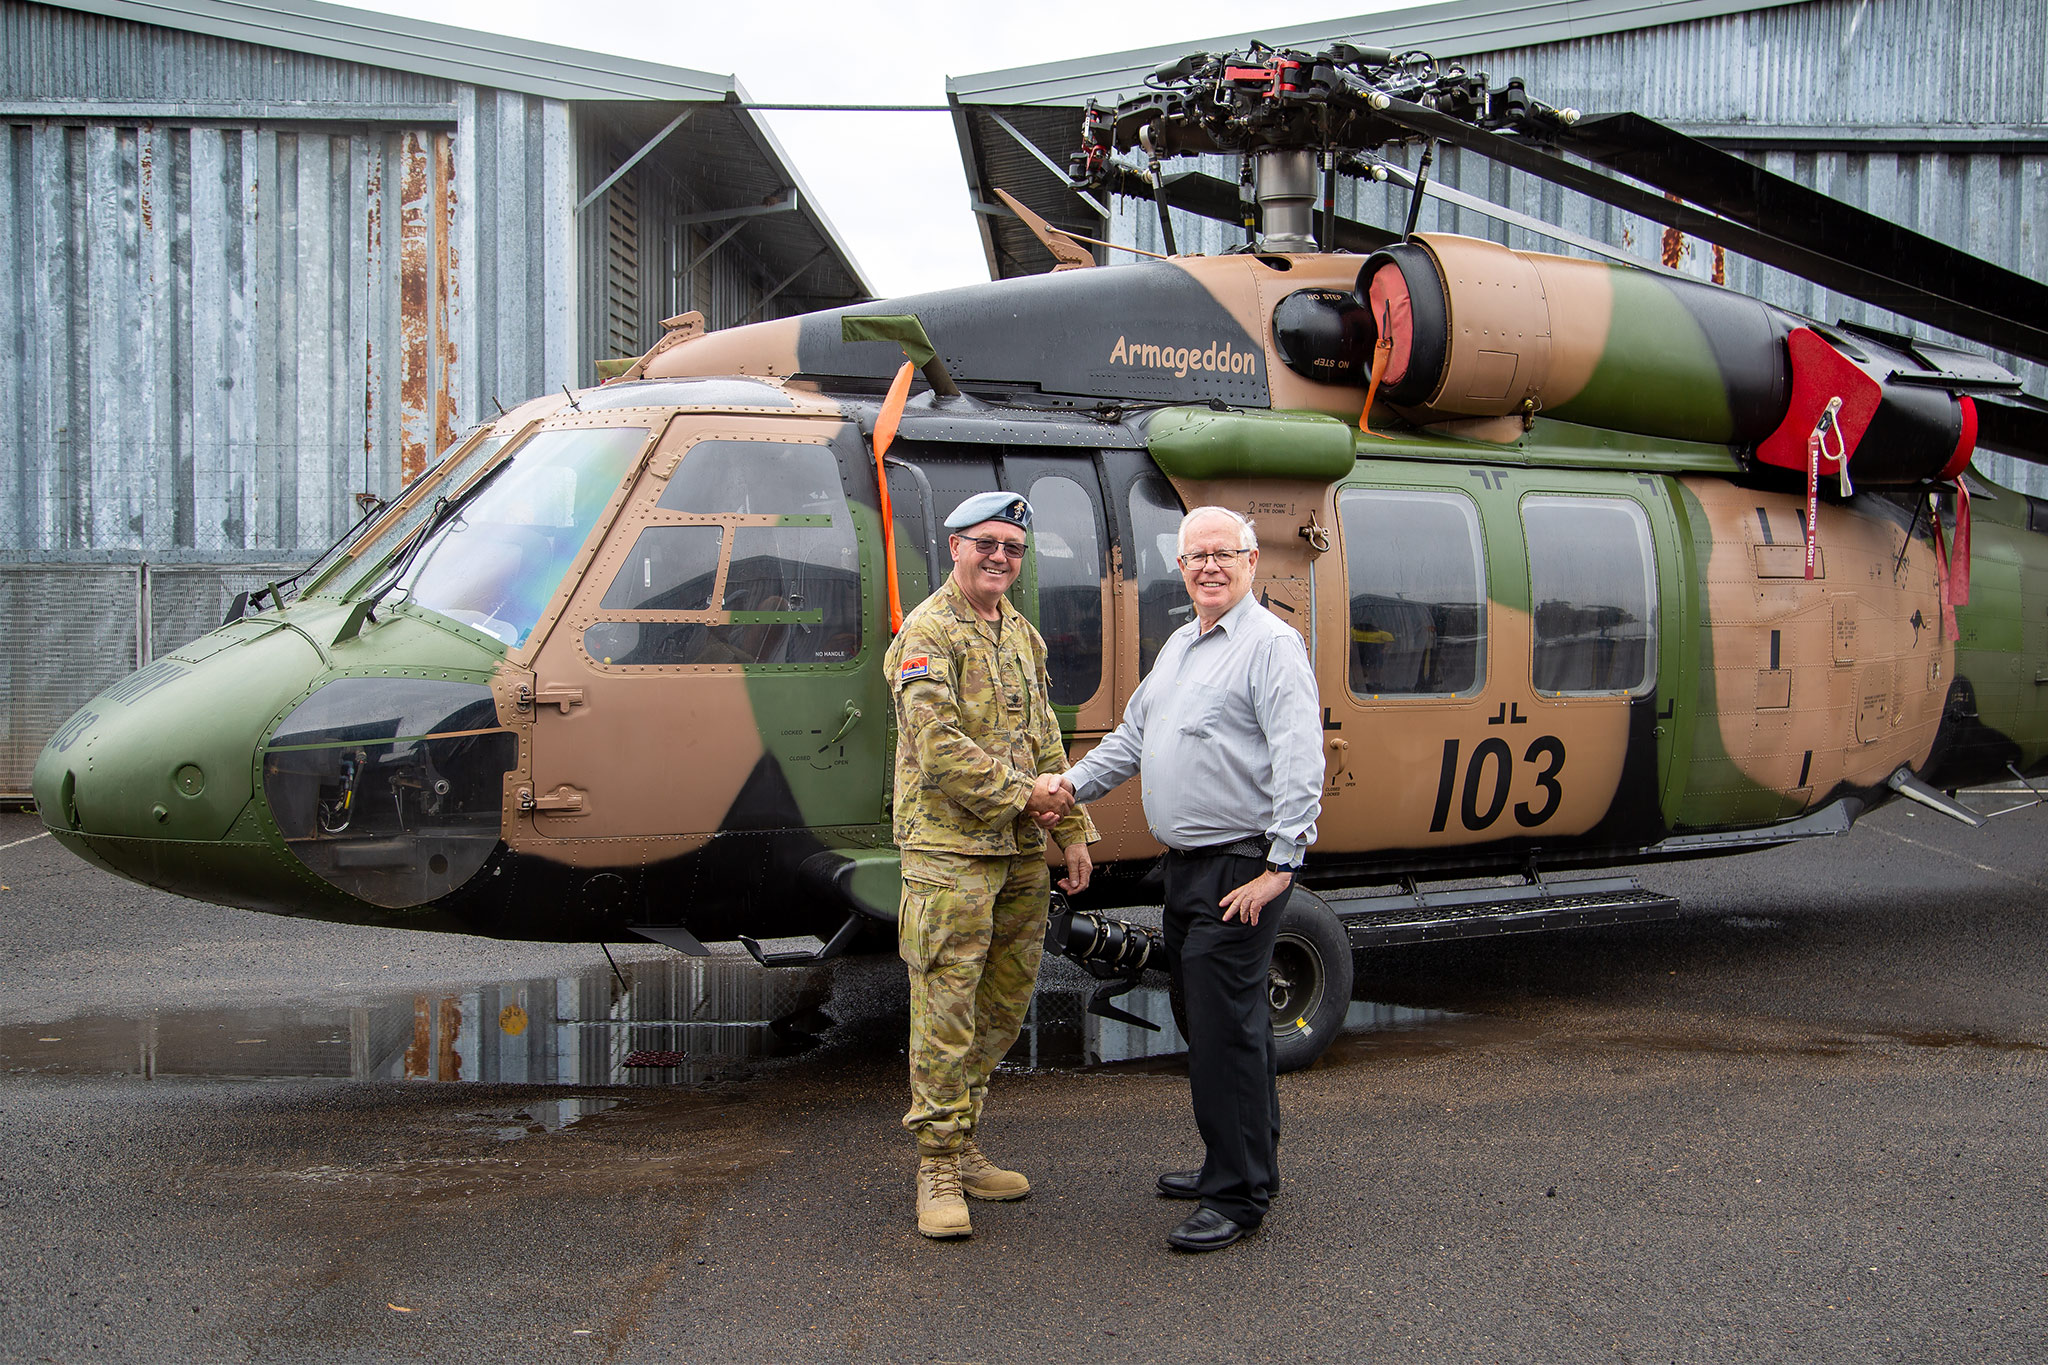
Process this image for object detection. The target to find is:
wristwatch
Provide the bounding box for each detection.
[1265,859,1299,876]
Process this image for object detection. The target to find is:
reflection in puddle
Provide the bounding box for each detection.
[1,954,1462,1085]
[456,1097,624,1140]
[1,953,832,1087]
[1007,982,1458,1069]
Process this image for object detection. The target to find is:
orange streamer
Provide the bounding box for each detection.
[872,361,915,633]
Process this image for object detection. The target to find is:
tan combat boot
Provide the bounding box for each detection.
[957,1139,1031,1200]
[916,1153,972,1239]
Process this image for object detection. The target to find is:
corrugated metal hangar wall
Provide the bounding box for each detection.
[0,0,871,796]
[952,0,2048,491]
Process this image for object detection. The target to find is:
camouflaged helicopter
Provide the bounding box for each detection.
[33,42,2048,1070]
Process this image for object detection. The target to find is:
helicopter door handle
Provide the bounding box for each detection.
[821,702,862,750]
[520,784,587,813]
[531,684,586,714]
[1326,736,1350,780]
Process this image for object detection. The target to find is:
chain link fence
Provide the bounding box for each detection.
[0,561,303,800]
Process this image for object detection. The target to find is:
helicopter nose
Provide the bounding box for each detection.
[31,607,513,917]
[33,625,323,850]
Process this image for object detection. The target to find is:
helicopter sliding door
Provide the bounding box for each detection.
[1317,465,1674,860]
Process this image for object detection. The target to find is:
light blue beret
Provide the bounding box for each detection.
[944,491,1033,532]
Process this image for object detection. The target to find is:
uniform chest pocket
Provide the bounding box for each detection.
[993,646,1027,714]
[1176,681,1233,738]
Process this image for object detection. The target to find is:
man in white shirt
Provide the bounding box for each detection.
[1049,505,1324,1251]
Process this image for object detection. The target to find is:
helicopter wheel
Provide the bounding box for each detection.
[1167,888,1354,1073]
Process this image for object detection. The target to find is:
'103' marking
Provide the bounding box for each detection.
[1429,735,1566,833]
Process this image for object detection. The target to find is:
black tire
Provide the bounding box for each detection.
[1165,887,1354,1073]
[1268,889,1352,1072]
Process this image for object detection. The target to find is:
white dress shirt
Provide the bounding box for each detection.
[1065,592,1323,866]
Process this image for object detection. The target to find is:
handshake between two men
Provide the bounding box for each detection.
[1024,773,1089,894]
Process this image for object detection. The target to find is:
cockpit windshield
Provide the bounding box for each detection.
[301,429,513,601]
[389,425,652,647]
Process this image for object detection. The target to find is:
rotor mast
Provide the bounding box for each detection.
[1068,41,1579,255]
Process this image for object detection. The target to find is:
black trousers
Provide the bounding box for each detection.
[1163,848,1291,1227]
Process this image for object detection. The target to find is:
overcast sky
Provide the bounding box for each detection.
[345,0,1406,298]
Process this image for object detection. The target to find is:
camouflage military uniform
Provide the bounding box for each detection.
[885,574,1096,1155]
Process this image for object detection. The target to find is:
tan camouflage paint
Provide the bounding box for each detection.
[1321,602,1631,848]
[624,241,1638,452]
[1150,242,1621,428]
[898,848,1050,1154]
[494,407,841,866]
[641,316,803,381]
[1151,475,1632,852]
[1680,478,1949,814]
[1408,235,1617,418]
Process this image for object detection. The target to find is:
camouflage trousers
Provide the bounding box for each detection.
[898,848,1051,1155]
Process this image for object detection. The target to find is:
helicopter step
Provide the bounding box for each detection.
[738,911,866,968]
[1324,875,1680,950]
[632,911,867,968]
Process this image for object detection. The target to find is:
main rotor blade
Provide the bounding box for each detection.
[1560,113,2048,361]
[1972,392,2048,467]
[1375,96,2048,367]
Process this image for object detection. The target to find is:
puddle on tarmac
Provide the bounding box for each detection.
[0,953,1460,1086]
[1,953,832,1087]
[453,1097,625,1140]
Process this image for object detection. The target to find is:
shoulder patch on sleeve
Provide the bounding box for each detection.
[898,654,931,682]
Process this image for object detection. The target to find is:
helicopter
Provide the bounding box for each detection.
[31,40,2048,1072]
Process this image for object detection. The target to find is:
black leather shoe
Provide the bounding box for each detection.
[1167,1207,1252,1252]
[1156,1169,1201,1200]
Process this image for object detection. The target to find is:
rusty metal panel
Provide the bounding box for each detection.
[0,117,468,554]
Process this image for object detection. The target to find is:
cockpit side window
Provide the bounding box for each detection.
[1024,473,1105,707]
[1128,472,1186,679]
[584,438,862,668]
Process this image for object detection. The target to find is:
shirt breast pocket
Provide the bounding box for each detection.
[1177,681,1232,739]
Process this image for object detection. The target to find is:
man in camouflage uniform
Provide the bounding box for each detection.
[883,490,1098,1239]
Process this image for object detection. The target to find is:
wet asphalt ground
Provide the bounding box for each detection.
[1,797,2045,1365]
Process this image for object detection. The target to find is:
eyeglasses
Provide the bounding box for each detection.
[1177,548,1249,568]
[956,535,1028,560]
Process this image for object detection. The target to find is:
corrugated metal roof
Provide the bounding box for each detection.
[947,0,1811,107]
[31,0,732,103]
[3,0,456,110]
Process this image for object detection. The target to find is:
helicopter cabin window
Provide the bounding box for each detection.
[1025,474,1103,706]
[1337,488,1486,697]
[584,438,861,668]
[1129,472,1189,678]
[397,425,652,647]
[1522,495,1657,696]
[886,462,936,609]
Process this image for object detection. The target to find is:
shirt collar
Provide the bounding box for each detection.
[941,574,1016,627]
[1195,590,1258,639]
